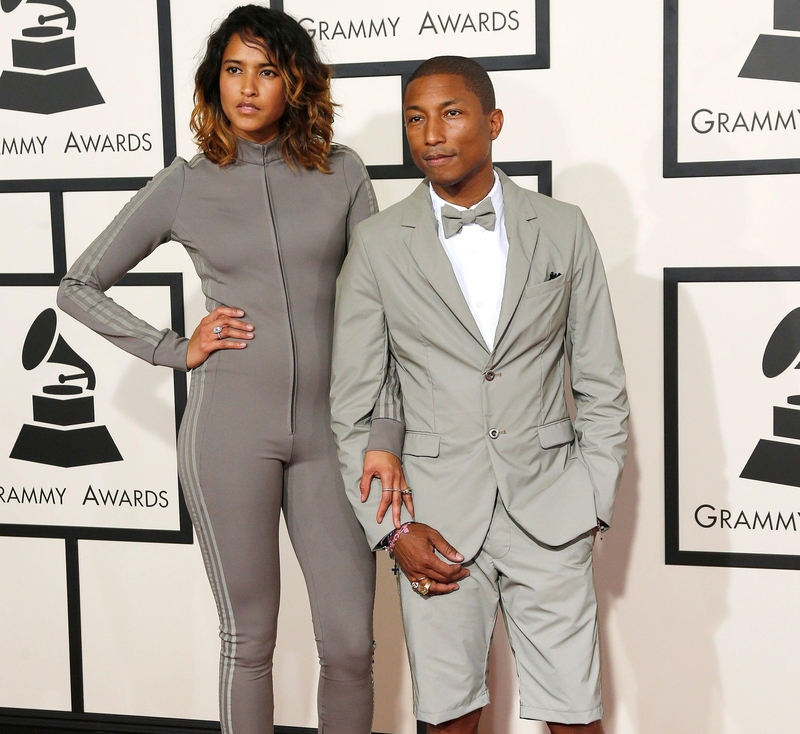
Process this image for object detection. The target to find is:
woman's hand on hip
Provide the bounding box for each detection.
[186,306,253,369]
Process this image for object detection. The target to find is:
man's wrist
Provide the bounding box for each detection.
[381,521,414,553]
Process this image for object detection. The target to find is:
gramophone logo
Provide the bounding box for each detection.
[0,0,104,114]
[741,307,800,487]
[10,308,122,468]
[740,0,800,83]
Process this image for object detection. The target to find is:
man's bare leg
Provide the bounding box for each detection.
[428,708,482,734]
[547,721,604,734]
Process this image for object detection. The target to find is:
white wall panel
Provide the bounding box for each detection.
[80,539,219,719]
[0,537,70,710]
[331,76,404,166]
[0,193,53,272]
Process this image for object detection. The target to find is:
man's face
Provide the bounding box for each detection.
[403,73,503,200]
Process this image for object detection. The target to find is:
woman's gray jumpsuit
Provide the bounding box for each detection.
[57,138,402,734]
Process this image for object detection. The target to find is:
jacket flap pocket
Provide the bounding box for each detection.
[402,431,441,457]
[538,419,575,449]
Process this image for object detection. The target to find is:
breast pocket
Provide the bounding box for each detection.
[521,275,568,300]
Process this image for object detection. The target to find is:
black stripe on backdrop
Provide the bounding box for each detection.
[0,708,404,734]
[65,540,84,714]
[368,161,554,198]
[50,191,67,277]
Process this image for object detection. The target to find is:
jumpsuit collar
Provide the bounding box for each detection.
[235,136,282,165]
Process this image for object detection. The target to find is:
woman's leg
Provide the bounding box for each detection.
[283,445,376,734]
[178,368,288,734]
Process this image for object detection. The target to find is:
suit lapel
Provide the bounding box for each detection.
[401,182,490,353]
[493,171,540,349]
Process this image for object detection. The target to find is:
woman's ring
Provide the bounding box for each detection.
[400,488,413,495]
[213,325,223,340]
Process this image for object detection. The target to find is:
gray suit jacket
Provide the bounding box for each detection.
[331,171,628,559]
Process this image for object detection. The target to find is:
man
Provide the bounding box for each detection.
[330,56,628,734]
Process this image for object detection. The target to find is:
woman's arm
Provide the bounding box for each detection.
[341,146,410,525]
[57,159,191,370]
[58,159,255,371]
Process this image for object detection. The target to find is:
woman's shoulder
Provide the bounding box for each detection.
[328,142,371,188]
[179,151,220,173]
[156,152,234,189]
[140,153,222,205]
[329,143,368,173]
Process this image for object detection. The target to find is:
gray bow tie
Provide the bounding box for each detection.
[440,197,496,239]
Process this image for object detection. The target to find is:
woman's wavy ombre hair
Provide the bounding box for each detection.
[191,5,335,171]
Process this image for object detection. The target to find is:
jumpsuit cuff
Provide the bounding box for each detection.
[153,330,191,372]
[366,418,405,458]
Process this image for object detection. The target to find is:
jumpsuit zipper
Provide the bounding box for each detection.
[263,149,298,434]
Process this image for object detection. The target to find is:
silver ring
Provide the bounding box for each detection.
[400,489,413,495]
[213,325,223,340]
[381,488,394,492]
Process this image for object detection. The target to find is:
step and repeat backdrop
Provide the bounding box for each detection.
[2,1,800,734]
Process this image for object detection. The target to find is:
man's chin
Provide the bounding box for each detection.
[425,171,463,188]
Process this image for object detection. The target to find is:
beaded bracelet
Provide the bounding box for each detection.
[386,522,412,554]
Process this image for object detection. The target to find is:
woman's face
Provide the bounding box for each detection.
[219,33,287,144]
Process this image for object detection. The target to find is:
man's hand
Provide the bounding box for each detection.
[361,450,414,527]
[392,523,469,596]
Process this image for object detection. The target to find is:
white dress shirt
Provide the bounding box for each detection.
[430,172,508,350]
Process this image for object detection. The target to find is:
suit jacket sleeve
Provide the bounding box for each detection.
[342,147,405,459]
[566,208,629,527]
[331,225,412,548]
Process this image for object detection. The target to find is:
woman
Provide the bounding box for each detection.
[57,6,404,733]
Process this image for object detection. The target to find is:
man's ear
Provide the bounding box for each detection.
[489,108,504,141]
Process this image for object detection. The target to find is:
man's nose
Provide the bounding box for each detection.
[424,119,445,144]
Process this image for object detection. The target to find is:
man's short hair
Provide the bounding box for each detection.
[405,56,496,113]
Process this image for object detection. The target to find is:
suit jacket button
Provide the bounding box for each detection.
[485,370,495,381]
[488,428,500,439]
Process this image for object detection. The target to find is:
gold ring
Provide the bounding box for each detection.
[411,577,432,596]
